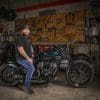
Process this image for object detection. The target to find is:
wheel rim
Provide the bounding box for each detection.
[69,63,92,86]
[2,66,18,84]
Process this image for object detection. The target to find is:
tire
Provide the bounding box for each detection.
[66,60,94,88]
[74,53,91,63]
[0,64,19,86]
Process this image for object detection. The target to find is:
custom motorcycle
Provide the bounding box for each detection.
[0,43,94,87]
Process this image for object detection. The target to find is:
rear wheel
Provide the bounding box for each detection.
[0,64,19,86]
[66,60,94,88]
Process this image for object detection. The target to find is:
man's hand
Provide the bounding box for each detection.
[18,46,33,64]
[27,58,33,64]
[32,53,34,58]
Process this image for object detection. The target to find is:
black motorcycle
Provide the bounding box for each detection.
[0,43,94,87]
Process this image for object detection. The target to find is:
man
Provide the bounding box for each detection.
[16,25,35,94]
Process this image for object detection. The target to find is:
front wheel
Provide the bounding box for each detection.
[0,64,19,86]
[66,60,94,88]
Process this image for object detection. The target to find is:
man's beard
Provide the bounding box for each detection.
[23,33,30,37]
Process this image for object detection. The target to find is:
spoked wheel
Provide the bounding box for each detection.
[0,64,19,86]
[66,60,94,88]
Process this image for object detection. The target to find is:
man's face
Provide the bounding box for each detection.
[22,28,30,36]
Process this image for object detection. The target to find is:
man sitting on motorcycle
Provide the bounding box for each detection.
[15,25,35,94]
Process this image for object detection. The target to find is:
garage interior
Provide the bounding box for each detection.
[0,0,100,100]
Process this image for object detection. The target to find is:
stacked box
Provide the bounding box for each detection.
[30,36,38,43]
[74,10,86,26]
[54,13,66,29]
[16,10,87,44]
[30,18,36,32]
[54,35,67,43]
[65,25,76,34]
[65,33,77,43]
[35,16,46,33]
[45,15,56,32]
[65,13,75,25]
[75,31,85,43]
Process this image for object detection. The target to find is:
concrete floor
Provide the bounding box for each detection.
[0,71,100,100]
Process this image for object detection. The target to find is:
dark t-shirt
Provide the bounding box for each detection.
[15,34,32,60]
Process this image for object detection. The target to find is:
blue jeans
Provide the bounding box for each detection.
[17,60,35,89]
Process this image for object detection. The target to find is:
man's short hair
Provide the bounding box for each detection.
[21,25,30,30]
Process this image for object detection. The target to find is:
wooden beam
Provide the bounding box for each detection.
[16,0,86,13]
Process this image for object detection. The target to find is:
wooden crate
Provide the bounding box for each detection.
[45,15,56,30]
[75,25,85,31]
[30,36,39,43]
[54,13,66,29]
[46,32,55,37]
[30,17,36,31]
[65,13,75,25]
[65,25,76,34]
[54,35,67,43]
[48,36,55,42]
[75,31,85,43]
[74,10,87,26]
[35,16,46,32]
[16,11,87,44]
[65,33,77,43]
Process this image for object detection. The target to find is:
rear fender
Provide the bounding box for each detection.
[6,61,18,69]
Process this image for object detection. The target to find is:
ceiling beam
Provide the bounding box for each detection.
[16,0,86,13]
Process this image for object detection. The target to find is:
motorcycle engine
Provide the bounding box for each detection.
[37,60,57,80]
[60,60,69,69]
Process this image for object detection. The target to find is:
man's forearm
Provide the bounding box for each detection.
[31,45,34,53]
[18,47,30,60]
[31,45,34,58]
